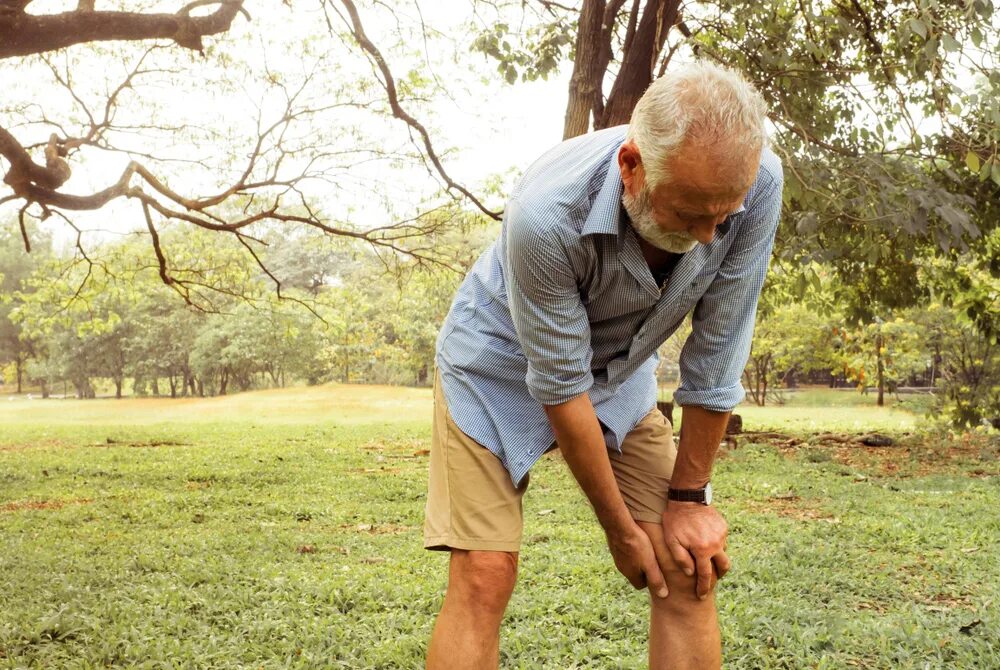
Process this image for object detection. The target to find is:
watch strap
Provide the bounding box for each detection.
[667,486,710,504]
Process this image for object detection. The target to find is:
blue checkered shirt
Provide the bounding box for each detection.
[436,125,783,486]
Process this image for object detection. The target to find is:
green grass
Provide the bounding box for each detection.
[1,386,998,668]
[660,386,924,433]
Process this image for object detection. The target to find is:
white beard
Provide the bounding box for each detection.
[622,184,698,254]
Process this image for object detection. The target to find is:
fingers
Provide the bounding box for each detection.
[713,550,731,580]
[666,538,696,578]
[695,551,714,600]
[643,555,669,599]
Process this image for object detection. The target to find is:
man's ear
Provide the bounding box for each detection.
[618,141,643,195]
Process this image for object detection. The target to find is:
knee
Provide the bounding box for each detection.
[448,550,518,615]
[653,565,717,616]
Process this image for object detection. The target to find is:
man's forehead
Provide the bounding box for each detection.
[658,146,758,202]
[656,178,749,214]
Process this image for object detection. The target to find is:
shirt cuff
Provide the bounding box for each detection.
[527,369,595,405]
[672,382,745,412]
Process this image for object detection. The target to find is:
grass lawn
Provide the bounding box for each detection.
[1,385,998,668]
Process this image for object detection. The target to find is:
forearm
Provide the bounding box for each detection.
[544,393,633,537]
[671,405,731,488]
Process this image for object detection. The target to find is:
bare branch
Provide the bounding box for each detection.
[17,203,30,252]
[336,0,502,221]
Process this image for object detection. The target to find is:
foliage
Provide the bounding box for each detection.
[1,216,489,397]
[918,230,1000,426]
[744,304,837,406]
[835,314,928,406]
[0,221,51,393]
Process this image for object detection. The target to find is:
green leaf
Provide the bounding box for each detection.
[965,151,981,173]
[992,162,1000,187]
[981,158,993,182]
[941,33,960,52]
[909,17,928,39]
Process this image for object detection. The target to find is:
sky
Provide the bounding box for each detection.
[0,0,573,254]
[5,1,992,257]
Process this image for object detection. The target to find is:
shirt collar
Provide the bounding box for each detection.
[581,152,625,238]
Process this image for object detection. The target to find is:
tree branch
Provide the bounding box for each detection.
[0,0,245,58]
[336,0,502,221]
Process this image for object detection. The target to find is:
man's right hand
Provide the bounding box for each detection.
[606,522,669,599]
[544,393,669,600]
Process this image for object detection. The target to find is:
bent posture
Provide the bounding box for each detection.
[425,61,782,669]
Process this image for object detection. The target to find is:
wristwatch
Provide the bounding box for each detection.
[667,482,712,505]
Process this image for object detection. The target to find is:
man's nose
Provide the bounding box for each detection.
[691,220,719,244]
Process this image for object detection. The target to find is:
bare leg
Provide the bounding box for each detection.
[638,520,721,670]
[426,550,519,670]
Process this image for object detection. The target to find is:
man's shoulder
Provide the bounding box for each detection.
[510,126,626,223]
[756,146,784,194]
[737,146,783,216]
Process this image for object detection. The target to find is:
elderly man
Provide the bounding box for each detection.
[424,61,782,669]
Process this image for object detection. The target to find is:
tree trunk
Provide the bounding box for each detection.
[599,0,680,128]
[169,376,177,399]
[876,332,885,407]
[758,354,770,407]
[40,379,49,399]
[15,354,23,393]
[114,377,122,399]
[563,0,608,139]
[152,377,160,395]
[219,370,228,396]
[196,377,204,397]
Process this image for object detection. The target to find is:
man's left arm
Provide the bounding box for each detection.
[664,170,784,599]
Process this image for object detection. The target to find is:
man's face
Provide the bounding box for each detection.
[622,143,758,253]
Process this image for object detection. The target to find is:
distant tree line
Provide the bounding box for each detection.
[0,219,490,400]
[2,187,998,429]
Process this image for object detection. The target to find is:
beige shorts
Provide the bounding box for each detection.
[424,371,677,552]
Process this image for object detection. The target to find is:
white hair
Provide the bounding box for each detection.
[625,61,768,188]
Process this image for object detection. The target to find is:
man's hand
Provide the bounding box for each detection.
[606,521,670,599]
[661,501,730,600]
[544,392,671,601]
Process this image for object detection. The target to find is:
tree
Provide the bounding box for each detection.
[743,303,836,406]
[918,229,1000,426]
[0,220,51,392]
[475,0,997,262]
[1,0,500,307]
[835,314,928,407]
[4,1,996,308]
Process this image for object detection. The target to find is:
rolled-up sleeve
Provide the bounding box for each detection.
[673,173,784,411]
[503,198,594,405]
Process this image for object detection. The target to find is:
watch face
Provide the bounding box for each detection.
[704,482,713,505]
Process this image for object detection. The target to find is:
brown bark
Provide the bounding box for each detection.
[599,0,681,128]
[563,0,606,139]
[0,1,246,59]
[876,332,885,407]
